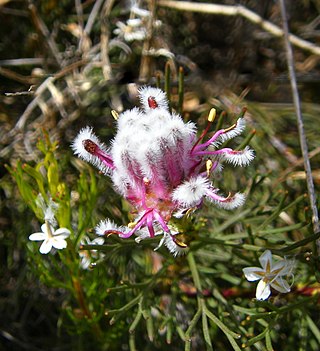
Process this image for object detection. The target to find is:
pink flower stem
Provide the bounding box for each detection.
[192,148,233,157]
[190,120,212,154]
[191,129,226,153]
[206,189,229,202]
[95,147,115,169]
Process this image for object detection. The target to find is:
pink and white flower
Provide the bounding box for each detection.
[72,87,254,256]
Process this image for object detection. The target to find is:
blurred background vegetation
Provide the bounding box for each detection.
[0,0,320,350]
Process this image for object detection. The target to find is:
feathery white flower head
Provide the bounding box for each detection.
[215,146,255,167]
[243,250,295,300]
[29,222,70,254]
[218,118,246,143]
[164,234,189,257]
[206,192,246,210]
[71,126,113,174]
[95,218,131,238]
[172,176,210,207]
[138,86,169,111]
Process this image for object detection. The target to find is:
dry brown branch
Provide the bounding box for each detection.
[84,0,105,36]
[269,135,299,164]
[279,0,320,242]
[13,76,56,131]
[139,0,157,81]
[0,58,45,66]
[54,59,89,79]
[46,80,68,119]
[0,67,36,85]
[158,0,320,56]
[277,146,320,183]
[5,86,35,97]
[75,0,84,30]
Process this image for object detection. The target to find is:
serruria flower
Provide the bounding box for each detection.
[29,221,71,254]
[243,250,295,300]
[72,86,254,256]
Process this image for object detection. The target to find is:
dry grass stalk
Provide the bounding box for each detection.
[158,0,320,56]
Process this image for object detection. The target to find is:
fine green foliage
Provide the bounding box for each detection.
[2,84,320,350]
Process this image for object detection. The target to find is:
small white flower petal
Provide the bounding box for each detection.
[127,18,143,27]
[52,238,67,250]
[256,279,271,300]
[259,250,272,271]
[271,278,291,293]
[271,260,287,275]
[153,232,167,251]
[242,267,265,281]
[39,239,53,254]
[29,232,46,241]
[53,228,71,238]
[41,223,49,234]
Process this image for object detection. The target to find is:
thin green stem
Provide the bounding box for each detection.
[185,307,202,351]
[204,306,241,340]
[187,251,202,291]
[165,61,171,111]
[178,66,184,115]
[201,300,213,350]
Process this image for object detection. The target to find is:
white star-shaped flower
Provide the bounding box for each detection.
[243,250,295,300]
[29,222,71,254]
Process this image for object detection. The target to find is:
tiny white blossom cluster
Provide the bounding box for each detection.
[113,3,161,42]
[72,86,254,256]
